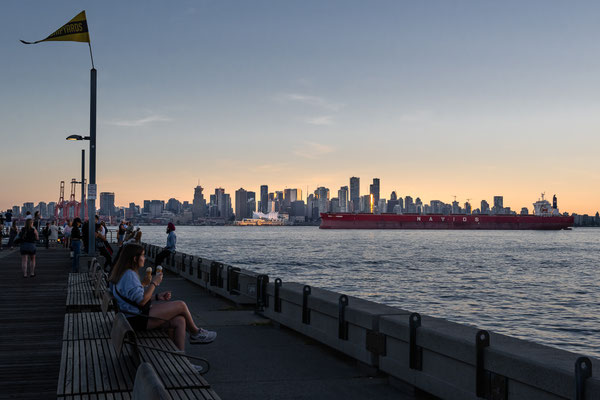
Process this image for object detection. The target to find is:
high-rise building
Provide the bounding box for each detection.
[247,191,256,217]
[314,187,330,215]
[47,202,56,219]
[370,178,380,204]
[22,202,34,216]
[260,185,268,213]
[149,200,163,217]
[464,201,472,215]
[166,198,182,214]
[481,200,490,214]
[390,191,397,201]
[349,177,360,212]
[493,196,503,209]
[404,196,414,213]
[235,188,248,220]
[99,192,115,216]
[338,186,349,212]
[192,185,207,219]
[143,200,151,214]
[38,202,48,218]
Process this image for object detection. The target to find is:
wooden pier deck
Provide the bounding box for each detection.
[0,247,70,399]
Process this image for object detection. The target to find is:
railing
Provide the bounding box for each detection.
[141,241,599,400]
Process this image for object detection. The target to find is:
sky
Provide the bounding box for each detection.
[1,1,599,214]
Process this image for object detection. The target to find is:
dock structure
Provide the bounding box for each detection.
[143,242,600,400]
[2,244,599,399]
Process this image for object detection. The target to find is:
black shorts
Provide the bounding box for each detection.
[127,314,148,331]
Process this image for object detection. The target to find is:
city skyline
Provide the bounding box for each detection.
[2,2,600,214]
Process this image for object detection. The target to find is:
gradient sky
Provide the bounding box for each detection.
[2,1,599,214]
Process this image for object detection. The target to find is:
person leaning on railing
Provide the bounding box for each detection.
[108,244,217,355]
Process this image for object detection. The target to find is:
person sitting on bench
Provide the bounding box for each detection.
[109,243,217,351]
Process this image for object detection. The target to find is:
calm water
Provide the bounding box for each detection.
[141,225,600,357]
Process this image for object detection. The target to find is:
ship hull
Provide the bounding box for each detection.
[319,213,574,230]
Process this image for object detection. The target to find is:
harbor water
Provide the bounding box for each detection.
[141,225,600,358]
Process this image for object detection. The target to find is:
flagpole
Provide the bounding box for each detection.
[88,67,96,255]
[88,42,95,69]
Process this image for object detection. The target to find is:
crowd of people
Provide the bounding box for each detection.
[1,212,217,369]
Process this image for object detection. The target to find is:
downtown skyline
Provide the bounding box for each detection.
[1,2,600,214]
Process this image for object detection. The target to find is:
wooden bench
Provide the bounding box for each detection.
[60,363,218,399]
[67,268,107,312]
[111,313,215,393]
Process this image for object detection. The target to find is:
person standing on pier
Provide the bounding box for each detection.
[19,216,38,277]
[155,222,176,267]
[70,218,82,273]
[49,221,59,245]
[7,221,18,249]
[63,219,72,249]
[42,222,51,249]
[33,211,41,232]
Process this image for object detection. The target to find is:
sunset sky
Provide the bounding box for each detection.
[1,1,599,214]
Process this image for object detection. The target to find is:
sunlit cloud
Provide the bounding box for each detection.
[281,93,344,111]
[305,115,334,126]
[106,115,172,127]
[293,141,335,159]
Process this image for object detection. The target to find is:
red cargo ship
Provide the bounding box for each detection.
[320,194,574,230]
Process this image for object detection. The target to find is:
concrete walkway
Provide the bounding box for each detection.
[158,271,421,400]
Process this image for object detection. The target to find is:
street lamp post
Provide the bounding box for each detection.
[66,134,93,253]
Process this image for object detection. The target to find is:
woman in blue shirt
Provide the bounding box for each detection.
[108,244,216,351]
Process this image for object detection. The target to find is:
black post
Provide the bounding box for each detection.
[87,68,97,255]
[81,149,85,219]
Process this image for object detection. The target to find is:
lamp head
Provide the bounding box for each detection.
[66,135,90,141]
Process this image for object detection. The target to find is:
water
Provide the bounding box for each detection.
[140,225,600,357]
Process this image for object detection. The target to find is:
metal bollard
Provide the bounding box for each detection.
[274,278,282,313]
[338,295,348,340]
[302,285,311,324]
[409,313,422,370]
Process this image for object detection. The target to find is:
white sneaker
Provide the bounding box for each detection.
[193,363,203,373]
[189,328,217,344]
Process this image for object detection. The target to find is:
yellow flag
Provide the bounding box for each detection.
[21,11,90,44]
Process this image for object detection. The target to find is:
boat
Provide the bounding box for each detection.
[320,194,574,230]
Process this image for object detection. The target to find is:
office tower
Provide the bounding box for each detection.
[291,200,306,217]
[360,194,373,213]
[166,198,182,214]
[521,207,529,215]
[481,200,490,214]
[377,199,387,214]
[222,194,232,220]
[247,191,256,217]
[390,191,397,201]
[235,188,248,220]
[192,185,207,219]
[315,187,330,214]
[260,185,268,213]
[404,196,413,213]
[338,186,349,212]
[430,200,443,214]
[23,202,34,216]
[99,192,115,216]
[349,177,360,212]
[464,201,472,215]
[493,196,503,211]
[12,206,20,217]
[369,178,380,204]
[37,202,48,218]
[452,200,460,214]
[149,200,163,217]
[330,198,340,213]
[143,200,151,214]
[47,202,56,219]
